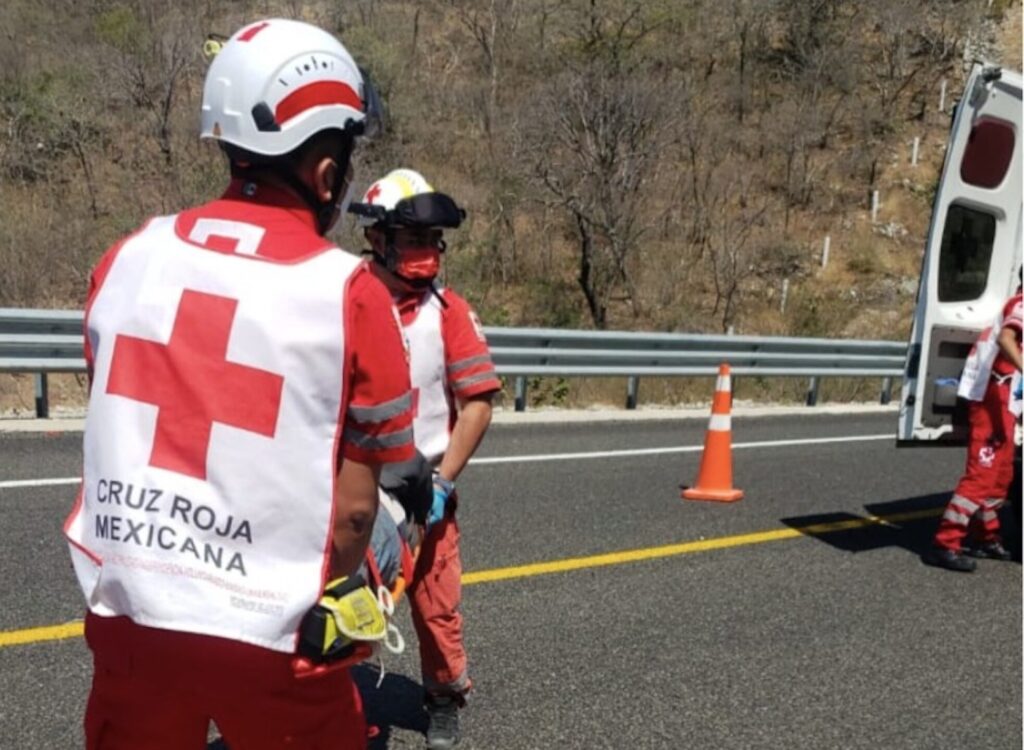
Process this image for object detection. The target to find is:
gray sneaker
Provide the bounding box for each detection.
[965,541,1012,560]
[922,547,976,572]
[425,695,461,749]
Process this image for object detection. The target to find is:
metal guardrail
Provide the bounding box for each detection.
[0,308,906,416]
[484,327,904,410]
[0,309,88,417]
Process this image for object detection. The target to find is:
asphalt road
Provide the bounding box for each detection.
[0,410,1020,749]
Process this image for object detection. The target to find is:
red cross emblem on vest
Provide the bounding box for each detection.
[106,290,285,480]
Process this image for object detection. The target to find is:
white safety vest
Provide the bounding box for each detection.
[65,215,360,653]
[404,290,452,464]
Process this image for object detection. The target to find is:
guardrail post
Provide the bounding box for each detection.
[514,376,527,412]
[626,376,639,410]
[805,376,820,407]
[880,377,893,405]
[34,373,49,418]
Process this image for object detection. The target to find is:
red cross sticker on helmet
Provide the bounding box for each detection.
[106,290,285,480]
[365,183,383,204]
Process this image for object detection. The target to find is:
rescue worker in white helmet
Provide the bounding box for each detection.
[65,19,413,749]
[350,170,501,749]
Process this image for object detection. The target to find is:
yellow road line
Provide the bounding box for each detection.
[0,621,84,647]
[463,508,941,584]
[0,508,942,650]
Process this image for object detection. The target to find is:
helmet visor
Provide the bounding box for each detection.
[357,67,384,139]
[392,192,465,229]
[348,191,465,230]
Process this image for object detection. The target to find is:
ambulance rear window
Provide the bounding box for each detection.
[937,204,996,302]
[960,118,1015,188]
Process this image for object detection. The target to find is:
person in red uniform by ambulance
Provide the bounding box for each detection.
[64,19,414,749]
[924,285,1023,572]
[350,169,501,749]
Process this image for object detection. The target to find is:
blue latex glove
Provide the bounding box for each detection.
[426,476,454,532]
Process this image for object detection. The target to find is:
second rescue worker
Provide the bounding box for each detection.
[351,169,501,749]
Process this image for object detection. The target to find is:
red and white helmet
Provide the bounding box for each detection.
[354,169,435,228]
[201,19,373,156]
[349,169,466,232]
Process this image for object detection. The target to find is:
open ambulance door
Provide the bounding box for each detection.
[898,63,1023,445]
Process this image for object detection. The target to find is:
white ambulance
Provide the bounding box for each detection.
[898,62,1023,445]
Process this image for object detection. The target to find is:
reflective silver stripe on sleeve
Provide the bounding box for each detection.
[347,391,413,423]
[452,369,499,390]
[447,355,493,375]
[343,426,415,450]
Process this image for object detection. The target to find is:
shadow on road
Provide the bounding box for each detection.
[780,493,948,557]
[781,488,1022,562]
[353,664,428,749]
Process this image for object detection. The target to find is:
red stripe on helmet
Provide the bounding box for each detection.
[238,21,270,42]
[275,81,362,125]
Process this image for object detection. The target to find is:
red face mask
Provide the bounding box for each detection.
[394,247,441,280]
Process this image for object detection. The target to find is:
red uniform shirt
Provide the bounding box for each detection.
[84,179,414,465]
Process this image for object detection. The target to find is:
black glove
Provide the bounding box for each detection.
[379,449,434,526]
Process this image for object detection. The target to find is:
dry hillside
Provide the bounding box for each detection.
[0,0,1021,410]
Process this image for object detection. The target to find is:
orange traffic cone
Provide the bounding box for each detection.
[681,363,743,502]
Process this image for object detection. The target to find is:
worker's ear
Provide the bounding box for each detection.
[312,156,339,204]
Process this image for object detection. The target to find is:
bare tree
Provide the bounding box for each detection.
[455,0,520,143]
[728,0,771,125]
[532,65,667,328]
[94,2,197,167]
[676,91,723,258]
[773,0,845,71]
[706,174,770,331]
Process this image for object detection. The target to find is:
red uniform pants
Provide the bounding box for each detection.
[935,378,1016,552]
[408,506,470,698]
[83,612,366,750]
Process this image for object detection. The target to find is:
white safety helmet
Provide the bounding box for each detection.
[349,169,465,233]
[353,169,434,227]
[200,18,375,157]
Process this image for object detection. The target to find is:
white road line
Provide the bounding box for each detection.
[470,433,892,465]
[0,433,893,490]
[0,477,82,489]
